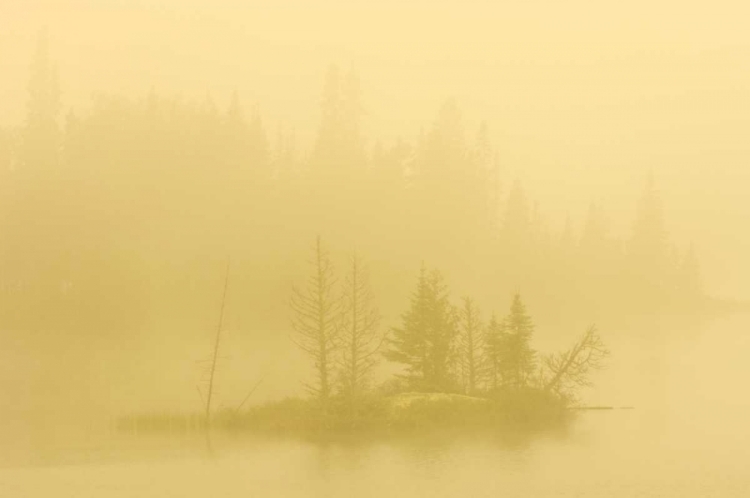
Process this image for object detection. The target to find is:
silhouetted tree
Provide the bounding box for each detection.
[501,293,537,389]
[311,64,364,181]
[543,326,609,402]
[337,253,383,409]
[205,261,231,424]
[630,177,669,266]
[630,175,668,263]
[458,296,483,394]
[482,314,507,391]
[474,121,501,236]
[410,99,493,265]
[290,236,340,404]
[384,264,458,392]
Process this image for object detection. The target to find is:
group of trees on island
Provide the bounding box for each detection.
[289,236,609,418]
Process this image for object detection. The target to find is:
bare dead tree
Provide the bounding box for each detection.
[234,375,265,415]
[458,296,483,394]
[543,325,609,402]
[290,236,340,405]
[482,314,507,391]
[337,253,383,410]
[205,260,230,423]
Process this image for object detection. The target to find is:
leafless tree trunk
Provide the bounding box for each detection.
[205,260,230,422]
[202,260,230,453]
[543,325,609,401]
[290,236,340,405]
[458,297,483,394]
[337,253,382,412]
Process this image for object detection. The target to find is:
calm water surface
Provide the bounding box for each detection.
[2,314,749,497]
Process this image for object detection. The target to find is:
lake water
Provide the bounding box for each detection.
[2,313,749,497]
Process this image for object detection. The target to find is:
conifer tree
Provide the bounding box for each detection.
[502,293,537,389]
[384,265,458,392]
[311,64,364,181]
[630,175,668,264]
[384,265,430,388]
[628,175,673,304]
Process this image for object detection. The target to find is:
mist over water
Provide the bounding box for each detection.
[3,315,749,497]
[2,1,750,496]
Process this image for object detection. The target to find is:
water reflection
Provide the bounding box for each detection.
[2,315,750,497]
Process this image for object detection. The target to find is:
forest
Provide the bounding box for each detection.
[0,34,711,436]
[0,35,706,336]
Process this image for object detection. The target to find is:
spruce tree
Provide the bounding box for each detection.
[384,265,458,392]
[503,293,537,389]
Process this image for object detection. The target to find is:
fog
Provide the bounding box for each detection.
[1,1,749,495]
[4,1,749,294]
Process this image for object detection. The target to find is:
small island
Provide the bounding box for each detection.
[119,238,609,441]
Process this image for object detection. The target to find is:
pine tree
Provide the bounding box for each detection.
[630,174,668,263]
[384,265,431,389]
[384,265,458,392]
[503,293,537,389]
[311,64,364,181]
[290,236,340,405]
[628,174,672,304]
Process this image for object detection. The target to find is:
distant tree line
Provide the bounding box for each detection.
[0,34,704,341]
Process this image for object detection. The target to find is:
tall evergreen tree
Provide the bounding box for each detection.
[311,64,364,181]
[384,265,458,392]
[474,122,501,237]
[630,174,668,268]
[628,175,673,304]
[412,100,471,247]
[502,293,537,389]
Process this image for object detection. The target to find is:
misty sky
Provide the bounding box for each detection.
[2,0,749,297]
